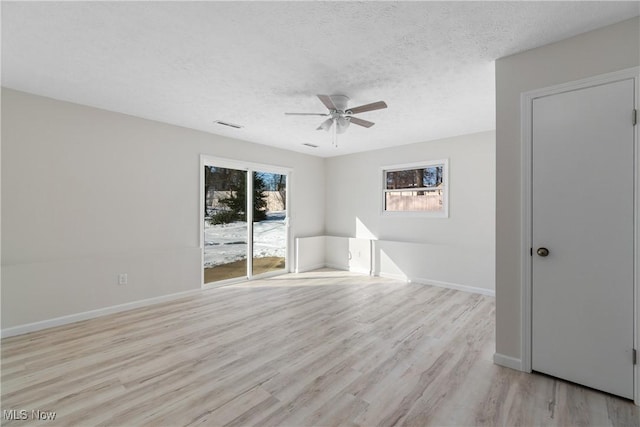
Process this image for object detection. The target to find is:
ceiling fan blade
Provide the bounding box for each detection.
[317,118,334,131]
[285,112,329,116]
[349,117,375,128]
[317,94,337,111]
[348,101,387,115]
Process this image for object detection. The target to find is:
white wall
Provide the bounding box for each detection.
[295,236,326,272]
[324,131,496,292]
[324,236,372,275]
[495,17,640,362]
[1,88,325,330]
[296,235,372,275]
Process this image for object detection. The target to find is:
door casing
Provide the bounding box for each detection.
[519,67,640,404]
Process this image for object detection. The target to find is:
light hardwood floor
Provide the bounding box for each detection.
[2,270,638,426]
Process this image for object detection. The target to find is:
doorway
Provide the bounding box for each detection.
[201,157,289,285]
[521,68,638,401]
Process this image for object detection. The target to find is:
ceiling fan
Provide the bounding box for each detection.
[285,95,387,147]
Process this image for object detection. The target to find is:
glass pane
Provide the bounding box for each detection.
[252,172,286,275]
[385,189,444,212]
[386,166,443,190]
[203,166,248,283]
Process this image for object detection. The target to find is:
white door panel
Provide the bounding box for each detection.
[532,79,635,399]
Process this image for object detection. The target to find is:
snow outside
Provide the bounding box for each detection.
[204,211,286,268]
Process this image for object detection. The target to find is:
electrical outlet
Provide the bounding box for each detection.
[118,273,128,285]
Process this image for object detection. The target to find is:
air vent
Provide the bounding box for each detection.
[302,143,319,148]
[213,120,243,129]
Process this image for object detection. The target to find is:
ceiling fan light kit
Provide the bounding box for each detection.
[285,94,387,148]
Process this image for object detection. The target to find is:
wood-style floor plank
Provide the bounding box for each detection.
[1,269,638,426]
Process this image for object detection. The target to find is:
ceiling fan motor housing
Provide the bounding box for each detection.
[329,95,349,112]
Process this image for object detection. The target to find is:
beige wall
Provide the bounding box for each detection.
[1,89,325,330]
[495,17,640,361]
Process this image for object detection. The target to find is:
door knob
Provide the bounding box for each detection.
[536,247,549,257]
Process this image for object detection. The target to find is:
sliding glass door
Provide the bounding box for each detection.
[252,172,287,276]
[203,161,288,284]
[203,166,248,283]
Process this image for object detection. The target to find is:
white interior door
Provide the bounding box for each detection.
[531,78,635,399]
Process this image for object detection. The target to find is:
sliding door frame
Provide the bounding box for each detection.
[199,155,291,287]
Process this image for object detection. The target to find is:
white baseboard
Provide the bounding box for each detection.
[302,264,369,275]
[1,288,203,338]
[377,272,409,282]
[295,263,327,273]
[411,277,495,297]
[349,267,372,276]
[325,263,349,271]
[493,353,523,371]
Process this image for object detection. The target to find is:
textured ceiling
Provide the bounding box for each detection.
[2,2,639,157]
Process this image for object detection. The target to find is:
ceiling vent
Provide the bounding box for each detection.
[213,120,243,129]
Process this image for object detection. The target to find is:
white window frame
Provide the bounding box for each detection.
[380,159,449,218]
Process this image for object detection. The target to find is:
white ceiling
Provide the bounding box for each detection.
[2,2,639,157]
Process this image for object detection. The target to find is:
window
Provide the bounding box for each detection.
[382,159,448,216]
